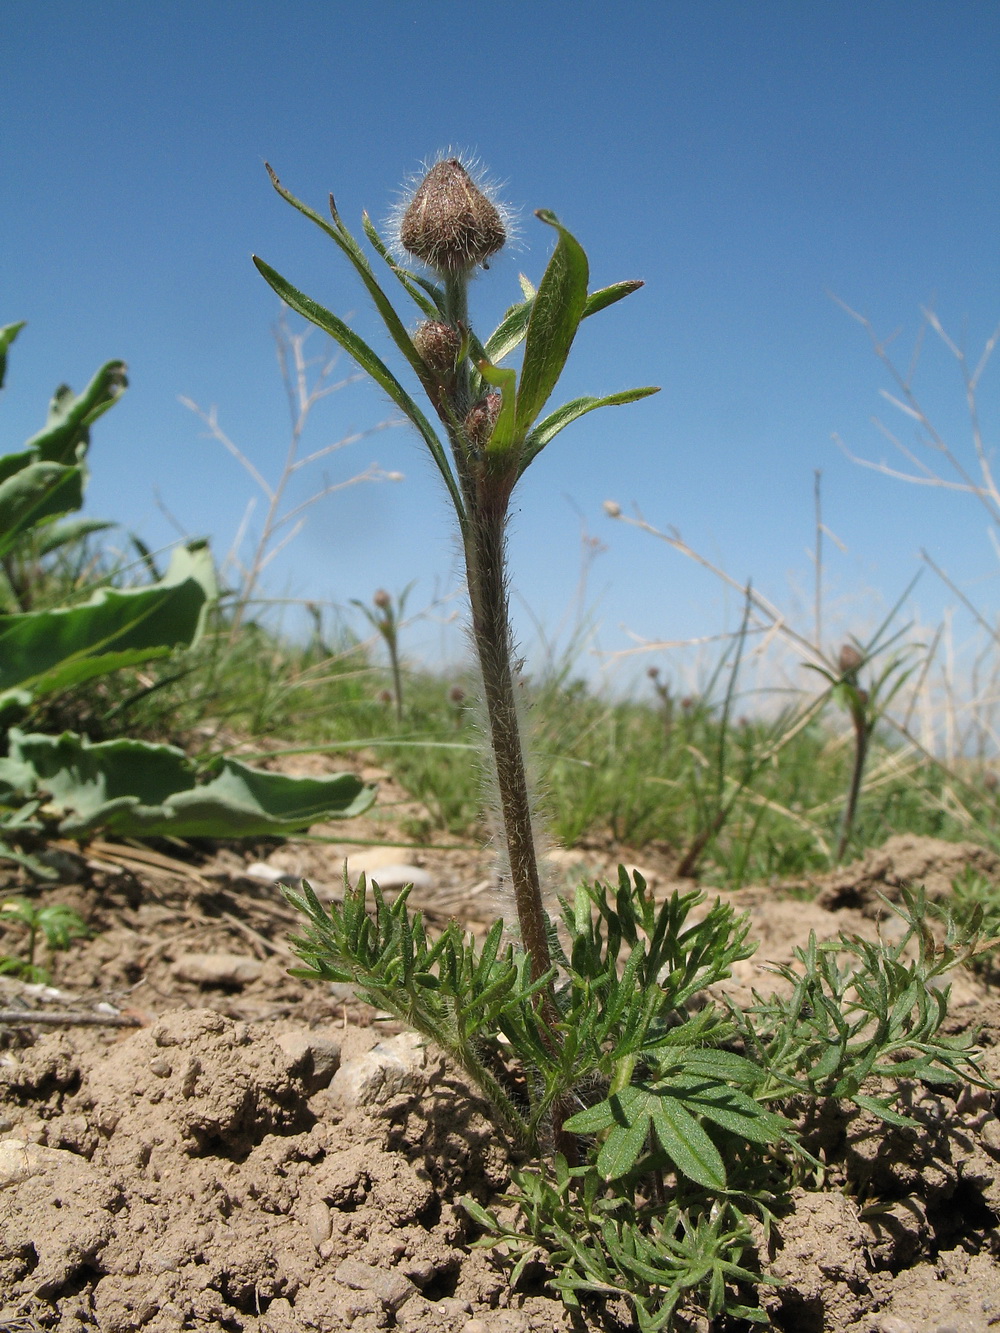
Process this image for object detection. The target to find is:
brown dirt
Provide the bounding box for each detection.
[1,757,999,1333]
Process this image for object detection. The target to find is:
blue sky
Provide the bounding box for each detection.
[2,1,998,689]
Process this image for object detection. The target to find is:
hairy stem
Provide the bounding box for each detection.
[464,496,552,985]
[837,713,869,862]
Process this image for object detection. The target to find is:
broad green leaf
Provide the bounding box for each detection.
[515,211,589,435]
[0,460,84,560]
[0,730,373,838]
[0,541,215,706]
[564,1099,619,1135]
[0,322,26,390]
[673,1079,791,1143]
[24,361,127,464]
[253,258,464,522]
[650,1094,727,1190]
[597,1103,652,1181]
[520,386,660,473]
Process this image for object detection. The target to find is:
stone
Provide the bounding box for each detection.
[305,1200,332,1250]
[170,953,264,987]
[244,861,288,884]
[350,862,434,893]
[335,1257,416,1312]
[328,1031,429,1110]
[274,1030,342,1090]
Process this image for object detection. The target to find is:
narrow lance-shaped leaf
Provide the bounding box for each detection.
[485,280,646,367]
[361,212,444,319]
[262,166,435,393]
[252,257,465,524]
[515,211,589,434]
[519,386,660,474]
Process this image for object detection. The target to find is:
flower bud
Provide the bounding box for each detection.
[464,393,502,449]
[399,158,506,274]
[373,589,391,609]
[603,500,622,518]
[838,644,863,674]
[413,320,461,379]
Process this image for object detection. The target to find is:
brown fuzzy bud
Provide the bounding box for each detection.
[373,588,391,609]
[448,684,466,705]
[464,393,502,449]
[838,644,864,674]
[399,159,506,274]
[413,320,461,379]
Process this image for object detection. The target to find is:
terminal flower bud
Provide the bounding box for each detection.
[838,644,863,675]
[399,158,506,274]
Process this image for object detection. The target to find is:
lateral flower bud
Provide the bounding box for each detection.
[464,393,502,449]
[400,158,506,274]
[413,320,461,379]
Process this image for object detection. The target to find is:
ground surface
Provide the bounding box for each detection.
[1,756,999,1333]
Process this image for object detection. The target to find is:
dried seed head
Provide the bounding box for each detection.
[373,588,391,609]
[413,320,462,379]
[399,158,506,274]
[464,393,502,448]
[838,644,864,674]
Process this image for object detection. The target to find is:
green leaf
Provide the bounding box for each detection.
[35,517,115,557]
[0,322,26,390]
[649,1094,728,1190]
[25,361,127,465]
[564,1099,619,1135]
[520,386,660,472]
[515,211,589,435]
[261,166,434,392]
[851,1093,920,1128]
[597,1100,652,1181]
[0,541,215,707]
[252,257,464,523]
[0,730,374,838]
[475,360,518,454]
[484,281,644,368]
[583,280,645,317]
[0,459,85,560]
[361,212,444,319]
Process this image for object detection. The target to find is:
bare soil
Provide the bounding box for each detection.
[1,757,999,1332]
